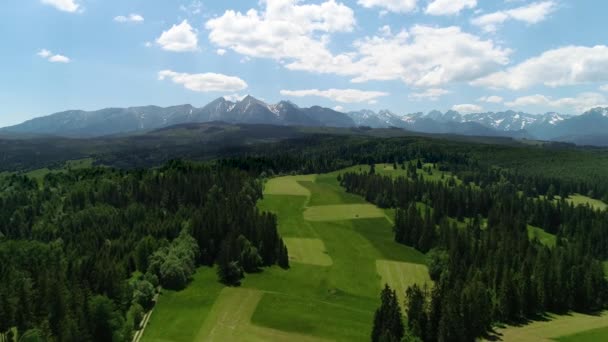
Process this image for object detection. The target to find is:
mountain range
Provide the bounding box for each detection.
[3,95,608,146]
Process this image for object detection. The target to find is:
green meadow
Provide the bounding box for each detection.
[141,170,431,341]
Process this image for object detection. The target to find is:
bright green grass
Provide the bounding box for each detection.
[257,195,317,238]
[490,312,608,342]
[303,204,385,221]
[141,268,224,342]
[264,175,315,196]
[300,179,366,206]
[283,238,333,266]
[25,158,94,186]
[527,225,557,247]
[194,287,326,342]
[145,166,429,341]
[556,325,608,341]
[376,260,432,304]
[567,194,607,211]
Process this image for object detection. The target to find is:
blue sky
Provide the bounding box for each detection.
[2,0,608,127]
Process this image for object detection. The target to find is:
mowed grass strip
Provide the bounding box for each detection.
[284,238,333,266]
[490,312,608,342]
[264,175,315,196]
[527,225,557,247]
[303,204,385,221]
[376,260,432,304]
[196,287,326,342]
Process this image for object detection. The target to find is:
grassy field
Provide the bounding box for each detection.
[24,158,94,186]
[376,260,432,305]
[490,312,608,342]
[142,170,431,342]
[303,204,385,221]
[567,194,607,211]
[556,326,608,341]
[527,225,557,247]
[283,238,333,266]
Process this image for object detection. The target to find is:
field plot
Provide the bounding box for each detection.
[264,175,315,196]
[556,326,608,341]
[196,287,326,342]
[303,204,385,221]
[527,225,557,247]
[145,166,430,341]
[491,312,608,342]
[142,268,223,342]
[567,194,607,211]
[283,238,333,266]
[376,260,432,303]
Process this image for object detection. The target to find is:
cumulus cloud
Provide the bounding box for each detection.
[156,20,198,52]
[358,0,417,14]
[477,95,503,103]
[342,26,511,87]
[206,2,509,87]
[41,0,79,13]
[206,0,354,65]
[37,49,70,63]
[114,14,144,23]
[409,88,450,101]
[472,1,556,32]
[472,45,608,90]
[452,104,483,113]
[158,70,248,92]
[216,49,227,56]
[426,0,476,16]
[333,105,345,112]
[505,92,608,114]
[280,88,388,103]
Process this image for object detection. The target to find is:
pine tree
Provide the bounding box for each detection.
[372,285,404,342]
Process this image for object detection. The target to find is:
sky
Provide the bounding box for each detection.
[2,0,608,127]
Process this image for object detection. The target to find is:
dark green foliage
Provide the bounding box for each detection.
[0,160,287,340]
[372,285,404,342]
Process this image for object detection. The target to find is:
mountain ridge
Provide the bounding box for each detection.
[3,97,608,146]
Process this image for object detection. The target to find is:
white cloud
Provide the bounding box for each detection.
[473,45,608,90]
[37,49,70,63]
[156,20,198,52]
[358,0,417,14]
[158,70,248,92]
[600,84,608,92]
[333,105,345,112]
[216,49,227,56]
[409,88,450,101]
[207,2,509,88]
[472,1,556,32]
[341,25,510,87]
[452,104,483,113]
[505,92,608,114]
[280,88,388,103]
[223,93,247,102]
[114,14,144,23]
[206,0,355,67]
[41,0,79,13]
[477,95,503,103]
[426,0,476,16]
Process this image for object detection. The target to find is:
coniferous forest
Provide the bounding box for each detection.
[1,134,608,341]
[0,160,287,341]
